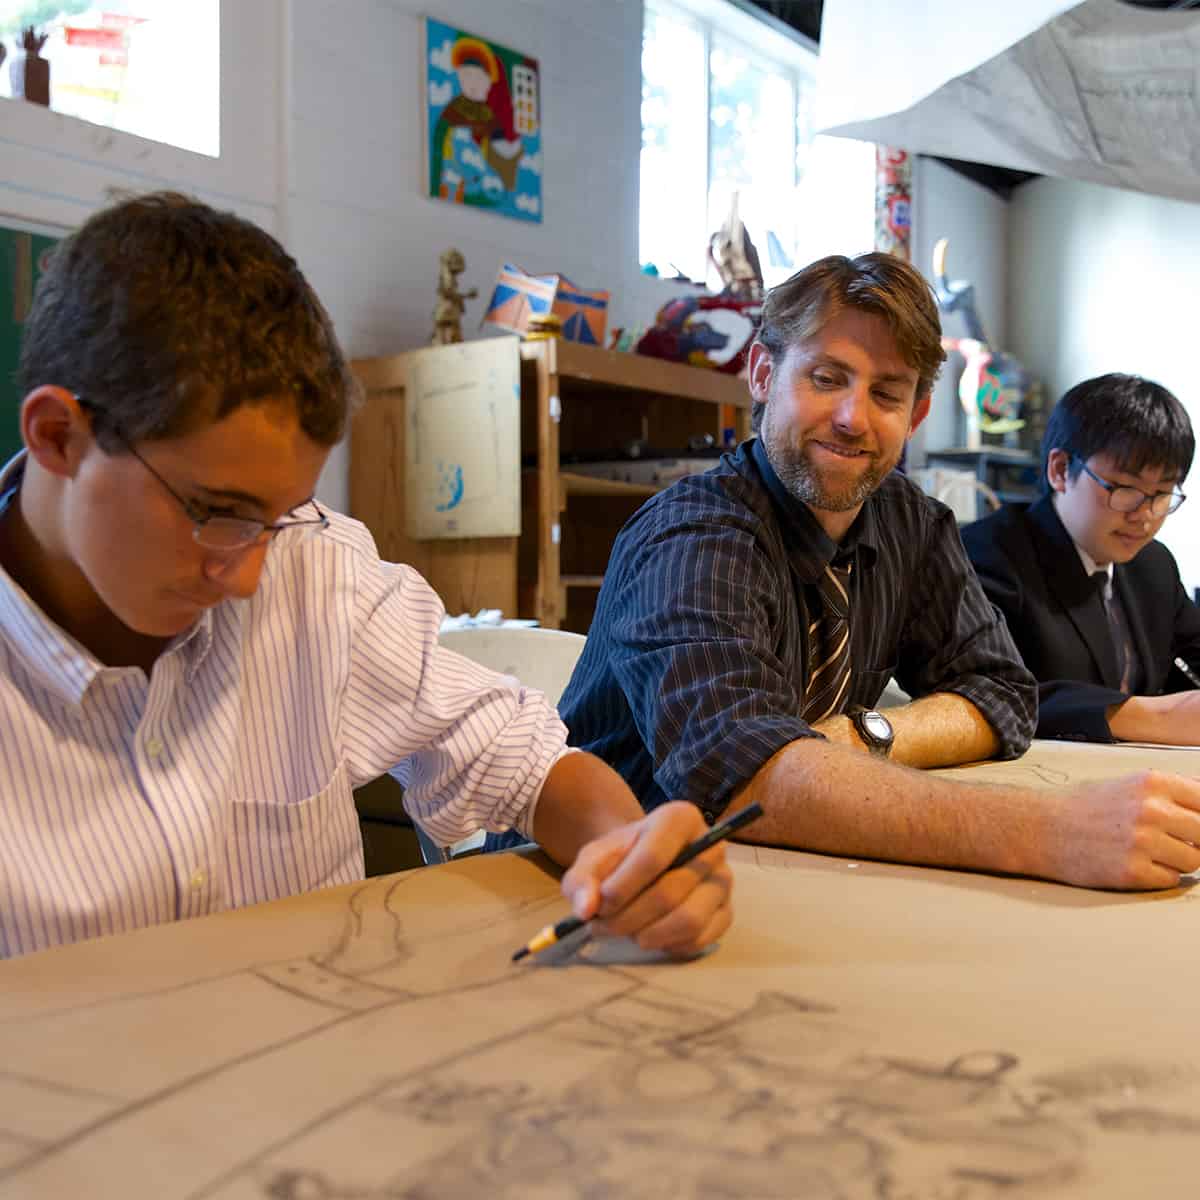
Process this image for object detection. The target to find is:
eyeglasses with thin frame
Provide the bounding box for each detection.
[75,395,329,551]
[1074,457,1186,518]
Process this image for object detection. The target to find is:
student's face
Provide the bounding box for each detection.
[1049,449,1177,568]
[750,309,930,539]
[66,402,330,638]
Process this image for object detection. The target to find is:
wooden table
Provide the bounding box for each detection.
[2,740,1198,1198]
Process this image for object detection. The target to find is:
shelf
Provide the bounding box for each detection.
[521,340,750,410]
[562,574,605,589]
[559,472,659,499]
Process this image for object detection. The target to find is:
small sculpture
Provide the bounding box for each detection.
[932,237,1031,447]
[431,247,477,346]
[708,193,764,301]
[11,26,50,107]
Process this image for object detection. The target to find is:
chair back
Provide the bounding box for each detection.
[438,626,587,705]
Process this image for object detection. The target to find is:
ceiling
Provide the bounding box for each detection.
[743,0,1040,197]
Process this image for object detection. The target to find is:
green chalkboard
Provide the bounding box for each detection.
[0,225,61,466]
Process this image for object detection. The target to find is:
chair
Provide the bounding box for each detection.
[414,626,588,865]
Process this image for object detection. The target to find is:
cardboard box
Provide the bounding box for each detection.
[483,262,609,345]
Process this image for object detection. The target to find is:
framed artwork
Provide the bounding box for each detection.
[425,17,542,224]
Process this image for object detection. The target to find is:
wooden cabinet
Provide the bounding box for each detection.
[351,341,751,632]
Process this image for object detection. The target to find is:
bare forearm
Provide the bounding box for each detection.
[726,738,1042,877]
[815,693,1000,768]
[1107,694,1200,745]
[532,751,646,868]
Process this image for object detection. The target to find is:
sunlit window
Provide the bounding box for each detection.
[0,1,219,157]
[640,0,874,288]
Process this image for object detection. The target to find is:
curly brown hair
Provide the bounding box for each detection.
[18,191,355,450]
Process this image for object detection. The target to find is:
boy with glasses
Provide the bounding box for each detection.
[962,373,1200,743]
[0,192,732,958]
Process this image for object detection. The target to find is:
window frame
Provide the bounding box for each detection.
[640,0,820,286]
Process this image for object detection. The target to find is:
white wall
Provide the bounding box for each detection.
[1010,175,1200,591]
[2,0,657,512]
[287,0,650,511]
[908,156,1010,467]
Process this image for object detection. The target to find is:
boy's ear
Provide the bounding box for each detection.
[21,388,92,479]
[1046,448,1071,495]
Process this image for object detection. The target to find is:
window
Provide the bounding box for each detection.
[640,0,875,288]
[0,1,219,157]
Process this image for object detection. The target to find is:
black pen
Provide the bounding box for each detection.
[1175,656,1200,689]
[511,800,764,963]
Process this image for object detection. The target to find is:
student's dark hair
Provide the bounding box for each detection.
[751,251,946,433]
[17,191,355,450]
[1039,373,1194,495]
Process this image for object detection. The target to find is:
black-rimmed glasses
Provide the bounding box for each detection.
[75,396,329,551]
[1075,458,1186,518]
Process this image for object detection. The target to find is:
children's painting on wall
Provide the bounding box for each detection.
[426,18,542,224]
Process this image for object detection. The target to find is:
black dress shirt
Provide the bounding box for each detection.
[560,439,1036,821]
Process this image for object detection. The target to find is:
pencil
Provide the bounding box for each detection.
[510,800,764,963]
[1175,656,1200,689]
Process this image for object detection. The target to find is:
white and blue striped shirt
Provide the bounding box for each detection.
[0,458,566,958]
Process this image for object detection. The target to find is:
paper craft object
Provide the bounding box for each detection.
[483,262,609,345]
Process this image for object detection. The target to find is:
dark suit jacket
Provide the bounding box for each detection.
[961,495,1200,740]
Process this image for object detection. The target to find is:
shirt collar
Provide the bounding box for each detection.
[749,437,880,582]
[0,451,216,703]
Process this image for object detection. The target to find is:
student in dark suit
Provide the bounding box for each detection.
[962,373,1200,744]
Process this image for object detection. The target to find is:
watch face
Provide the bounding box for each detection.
[863,711,892,741]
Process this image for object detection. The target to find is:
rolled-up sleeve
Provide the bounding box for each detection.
[896,507,1037,759]
[607,504,823,821]
[338,538,566,845]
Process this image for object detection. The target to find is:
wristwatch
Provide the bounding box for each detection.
[849,707,894,758]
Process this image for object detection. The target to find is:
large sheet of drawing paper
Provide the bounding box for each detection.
[2,792,1198,1199]
[817,0,1200,204]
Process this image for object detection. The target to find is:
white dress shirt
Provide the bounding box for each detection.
[0,457,566,958]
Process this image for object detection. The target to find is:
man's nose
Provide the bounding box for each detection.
[831,383,870,433]
[202,542,269,598]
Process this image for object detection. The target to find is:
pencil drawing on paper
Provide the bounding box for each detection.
[0,871,1197,1199]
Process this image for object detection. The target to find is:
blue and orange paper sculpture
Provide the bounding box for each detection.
[482,263,609,346]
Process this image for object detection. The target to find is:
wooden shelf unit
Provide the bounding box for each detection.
[520,340,751,631]
[350,340,751,632]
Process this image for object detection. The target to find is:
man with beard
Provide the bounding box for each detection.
[962,374,1200,745]
[560,253,1200,890]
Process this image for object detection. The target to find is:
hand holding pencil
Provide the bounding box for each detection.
[514,800,760,962]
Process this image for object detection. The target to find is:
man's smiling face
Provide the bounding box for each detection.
[751,308,930,540]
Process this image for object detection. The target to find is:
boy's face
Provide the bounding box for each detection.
[66,402,330,638]
[1050,449,1177,569]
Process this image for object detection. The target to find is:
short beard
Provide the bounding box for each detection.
[762,422,886,513]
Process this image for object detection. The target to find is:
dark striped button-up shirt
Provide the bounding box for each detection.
[560,439,1036,821]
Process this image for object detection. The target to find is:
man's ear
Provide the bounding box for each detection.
[21,387,92,479]
[747,341,774,405]
[1046,448,1071,495]
[908,388,932,438]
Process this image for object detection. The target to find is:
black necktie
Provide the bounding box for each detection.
[803,563,852,722]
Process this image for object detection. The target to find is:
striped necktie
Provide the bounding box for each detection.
[803,562,853,722]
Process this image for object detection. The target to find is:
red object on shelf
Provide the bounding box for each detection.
[64,26,126,51]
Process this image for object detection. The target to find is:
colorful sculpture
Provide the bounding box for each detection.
[932,237,1030,445]
[636,293,761,374]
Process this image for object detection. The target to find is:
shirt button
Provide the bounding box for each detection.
[189,868,207,891]
[146,737,164,760]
